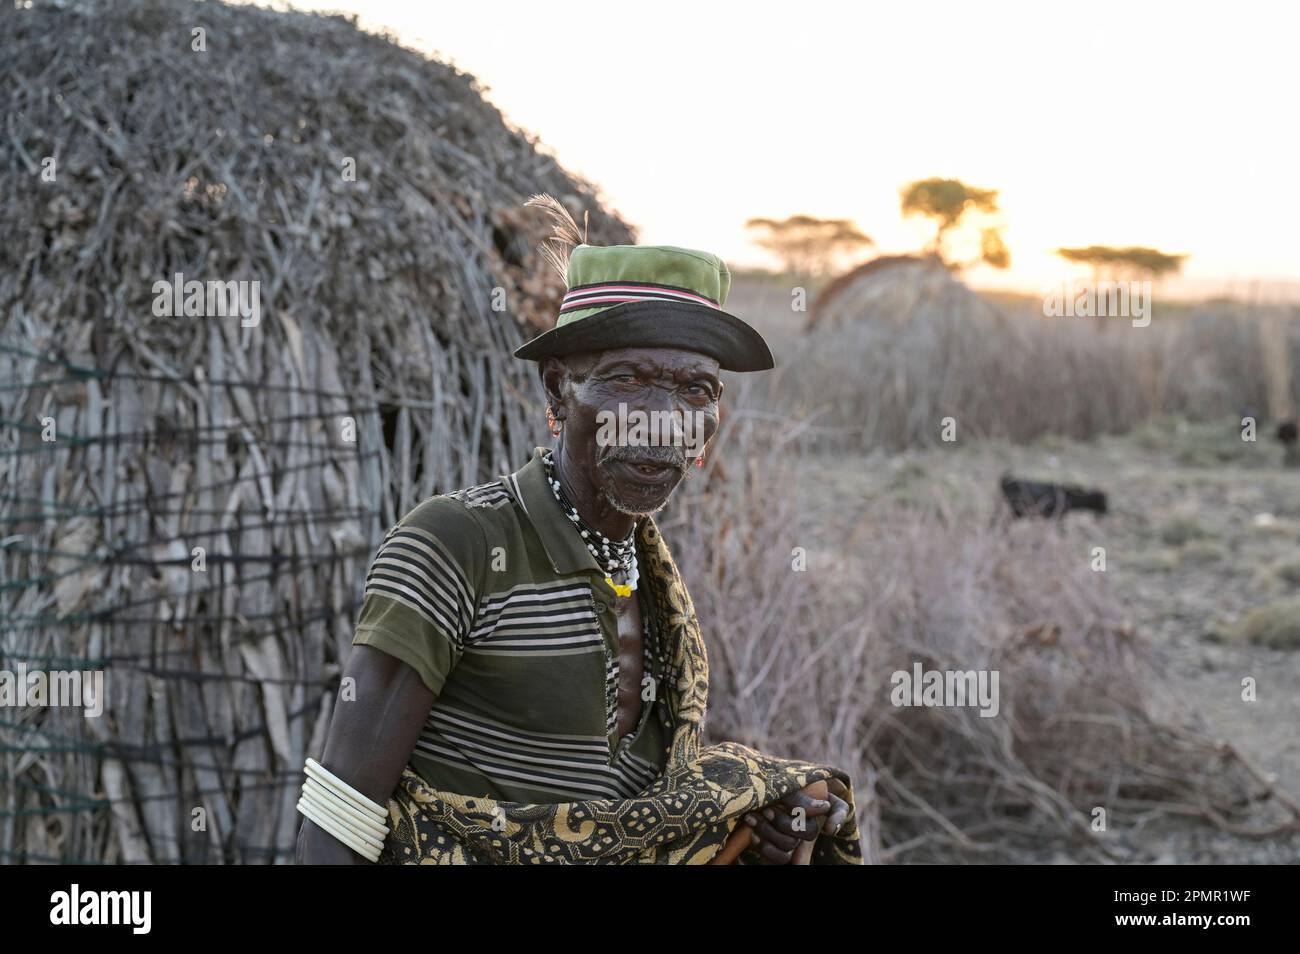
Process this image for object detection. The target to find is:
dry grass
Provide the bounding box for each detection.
[1233,600,1300,650]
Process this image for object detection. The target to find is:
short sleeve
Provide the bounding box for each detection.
[352,496,487,695]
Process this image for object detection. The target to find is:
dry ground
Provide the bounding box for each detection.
[799,420,1300,862]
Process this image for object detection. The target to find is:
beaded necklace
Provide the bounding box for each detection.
[542,450,639,595]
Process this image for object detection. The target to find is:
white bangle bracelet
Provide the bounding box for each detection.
[304,758,387,821]
[301,779,387,840]
[297,798,381,862]
[297,758,390,862]
[300,786,386,850]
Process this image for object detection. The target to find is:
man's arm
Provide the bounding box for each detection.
[296,496,486,863]
[295,646,434,864]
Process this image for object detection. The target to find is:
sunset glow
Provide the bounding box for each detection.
[279,0,1300,299]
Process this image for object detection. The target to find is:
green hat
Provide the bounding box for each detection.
[513,244,775,372]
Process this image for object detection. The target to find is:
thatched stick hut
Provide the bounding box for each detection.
[0,0,630,863]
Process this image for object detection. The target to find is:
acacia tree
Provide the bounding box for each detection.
[899,177,1009,270]
[1055,246,1187,282]
[1053,246,1188,333]
[745,214,873,280]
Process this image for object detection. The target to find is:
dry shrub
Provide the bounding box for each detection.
[661,415,1300,862]
[779,259,1300,450]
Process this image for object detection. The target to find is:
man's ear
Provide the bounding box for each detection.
[539,357,567,412]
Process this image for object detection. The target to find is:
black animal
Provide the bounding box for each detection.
[1278,418,1299,467]
[1000,474,1108,519]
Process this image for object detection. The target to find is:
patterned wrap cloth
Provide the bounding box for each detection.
[379,517,864,864]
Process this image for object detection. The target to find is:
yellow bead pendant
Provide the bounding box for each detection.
[605,575,634,598]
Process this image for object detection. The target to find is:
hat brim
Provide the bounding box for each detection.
[512,300,775,372]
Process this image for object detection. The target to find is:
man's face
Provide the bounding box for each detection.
[546,346,723,517]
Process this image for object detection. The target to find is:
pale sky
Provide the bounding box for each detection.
[281,0,1299,298]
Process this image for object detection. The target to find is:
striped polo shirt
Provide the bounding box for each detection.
[352,447,674,803]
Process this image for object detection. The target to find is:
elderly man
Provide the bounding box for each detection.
[295,237,862,865]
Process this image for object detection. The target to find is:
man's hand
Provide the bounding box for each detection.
[740,779,851,865]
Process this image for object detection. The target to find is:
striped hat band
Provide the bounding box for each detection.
[559,281,721,315]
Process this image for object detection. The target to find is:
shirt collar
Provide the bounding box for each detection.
[505,447,658,577]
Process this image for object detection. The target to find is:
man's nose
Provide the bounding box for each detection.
[635,384,676,415]
[628,387,685,446]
